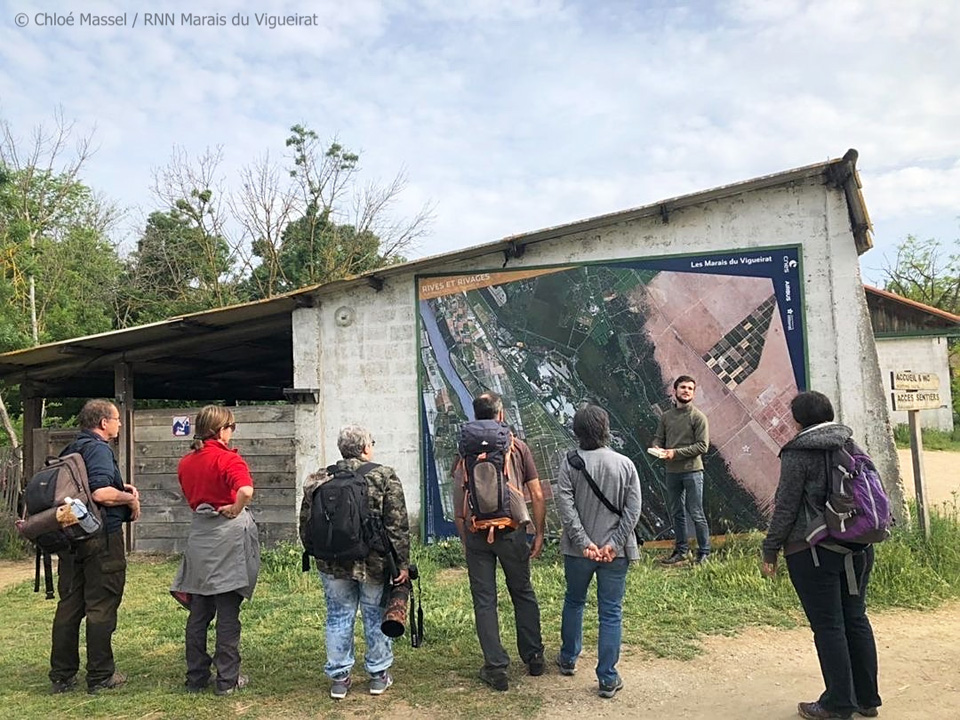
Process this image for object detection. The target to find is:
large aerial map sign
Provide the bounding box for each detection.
[418,246,806,542]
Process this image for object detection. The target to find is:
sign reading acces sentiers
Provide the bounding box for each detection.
[891,370,941,411]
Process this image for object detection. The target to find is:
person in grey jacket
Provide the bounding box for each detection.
[555,404,641,699]
[761,391,881,720]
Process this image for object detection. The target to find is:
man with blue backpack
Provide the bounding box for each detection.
[762,391,891,720]
[453,392,546,692]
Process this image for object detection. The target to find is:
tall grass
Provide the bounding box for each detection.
[0,500,957,719]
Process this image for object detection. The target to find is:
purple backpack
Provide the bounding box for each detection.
[805,440,892,547]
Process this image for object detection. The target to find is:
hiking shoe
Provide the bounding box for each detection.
[184,683,206,694]
[659,552,687,565]
[798,701,852,719]
[214,674,248,696]
[598,675,624,698]
[369,671,393,695]
[330,675,351,700]
[856,709,879,718]
[478,667,509,692]
[50,677,77,694]
[527,652,546,676]
[555,655,577,676]
[88,672,127,694]
[694,554,710,566]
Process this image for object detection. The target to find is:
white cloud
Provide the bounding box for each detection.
[0,0,957,281]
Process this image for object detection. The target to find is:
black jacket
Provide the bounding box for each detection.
[62,430,130,534]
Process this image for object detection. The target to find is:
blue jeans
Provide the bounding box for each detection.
[665,471,710,556]
[319,573,392,679]
[560,554,629,686]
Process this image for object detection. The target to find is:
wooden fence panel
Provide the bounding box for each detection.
[133,406,297,553]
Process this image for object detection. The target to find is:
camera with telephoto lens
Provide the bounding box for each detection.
[381,563,417,638]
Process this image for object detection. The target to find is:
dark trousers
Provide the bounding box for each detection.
[464,527,543,672]
[185,591,244,691]
[786,545,881,715]
[50,531,127,687]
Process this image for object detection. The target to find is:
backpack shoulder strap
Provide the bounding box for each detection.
[356,462,380,477]
[565,451,622,517]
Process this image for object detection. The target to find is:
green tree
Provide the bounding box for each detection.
[1,113,122,447]
[882,234,960,314]
[883,233,960,422]
[117,207,234,326]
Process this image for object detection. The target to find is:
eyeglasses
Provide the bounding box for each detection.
[222,423,237,432]
[106,416,121,423]
[371,439,377,446]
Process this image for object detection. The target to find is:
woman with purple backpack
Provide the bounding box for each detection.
[761,391,883,720]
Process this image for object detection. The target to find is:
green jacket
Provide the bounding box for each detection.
[654,403,709,473]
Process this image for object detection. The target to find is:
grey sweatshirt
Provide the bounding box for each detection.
[556,447,642,560]
[762,422,853,563]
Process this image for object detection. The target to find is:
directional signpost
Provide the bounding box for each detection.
[892,370,940,539]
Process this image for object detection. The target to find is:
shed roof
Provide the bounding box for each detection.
[0,150,872,400]
[865,285,960,338]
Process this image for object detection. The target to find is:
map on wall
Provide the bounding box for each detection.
[417,247,806,542]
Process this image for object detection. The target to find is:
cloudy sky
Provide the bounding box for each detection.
[1,0,957,286]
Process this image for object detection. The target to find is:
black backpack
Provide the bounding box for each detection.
[457,420,518,536]
[302,462,378,563]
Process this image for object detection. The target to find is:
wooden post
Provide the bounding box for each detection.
[115,363,136,551]
[21,388,42,480]
[907,409,930,540]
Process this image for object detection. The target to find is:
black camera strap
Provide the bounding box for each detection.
[566,450,644,547]
[410,570,424,648]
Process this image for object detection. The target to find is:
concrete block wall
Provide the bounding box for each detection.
[875,336,954,431]
[293,175,903,520]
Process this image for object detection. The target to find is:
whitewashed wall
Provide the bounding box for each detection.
[875,337,954,431]
[293,175,903,522]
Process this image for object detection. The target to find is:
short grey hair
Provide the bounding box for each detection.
[338,425,372,459]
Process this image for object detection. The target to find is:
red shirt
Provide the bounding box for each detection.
[177,440,254,510]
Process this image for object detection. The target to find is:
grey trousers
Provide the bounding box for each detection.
[464,527,543,672]
[185,591,243,691]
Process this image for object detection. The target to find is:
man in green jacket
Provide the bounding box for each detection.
[653,375,710,565]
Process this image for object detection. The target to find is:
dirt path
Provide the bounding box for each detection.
[0,560,33,590]
[897,449,960,507]
[538,602,960,719]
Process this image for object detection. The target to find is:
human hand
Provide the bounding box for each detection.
[393,568,410,585]
[663,448,676,460]
[530,533,544,559]
[129,498,141,522]
[217,503,242,519]
[583,543,601,561]
[124,484,140,500]
[761,560,777,578]
[599,544,617,563]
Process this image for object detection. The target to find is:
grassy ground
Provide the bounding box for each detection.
[0,499,957,719]
[893,423,960,451]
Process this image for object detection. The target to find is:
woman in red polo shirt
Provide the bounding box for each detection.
[171,406,260,696]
